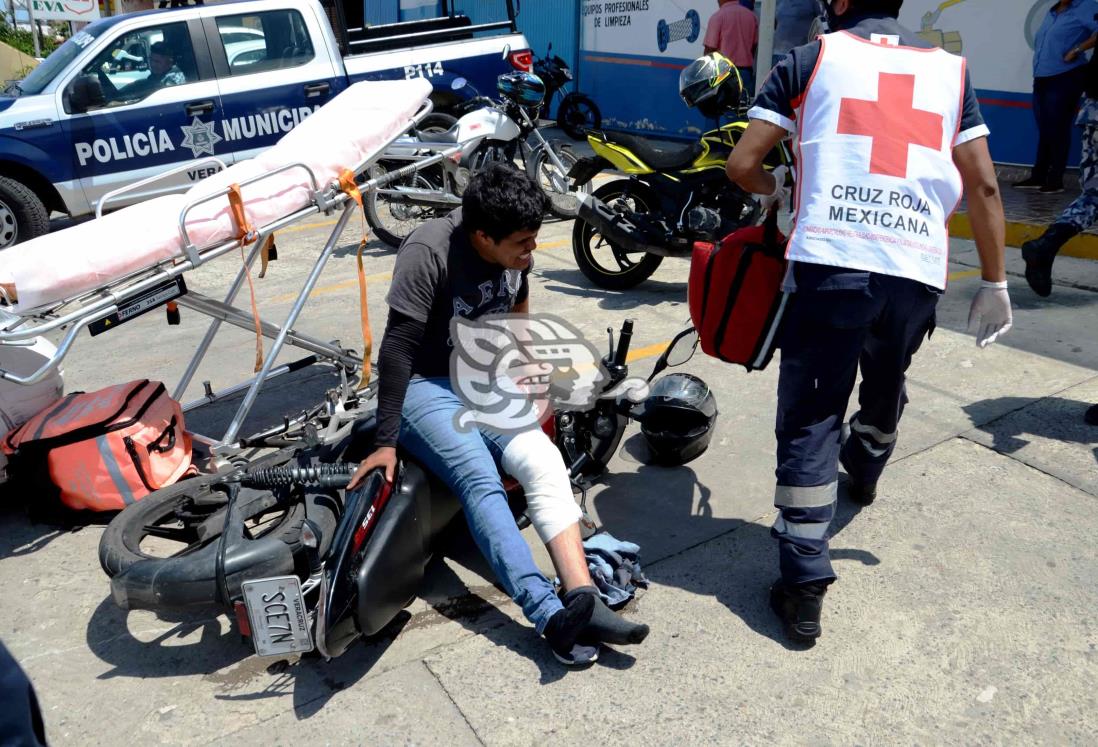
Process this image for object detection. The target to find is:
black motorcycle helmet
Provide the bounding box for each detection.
[638,373,718,466]
[497,71,546,107]
[817,0,903,31]
[679,53,742,119]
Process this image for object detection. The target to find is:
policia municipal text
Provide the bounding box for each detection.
[726,0,1012,643]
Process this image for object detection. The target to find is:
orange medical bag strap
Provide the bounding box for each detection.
[338,169,373,387]
[228,183,265,372]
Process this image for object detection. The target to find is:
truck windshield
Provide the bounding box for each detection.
[15,29,101,96]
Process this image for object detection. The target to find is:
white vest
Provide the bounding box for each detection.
[788,31,966,289]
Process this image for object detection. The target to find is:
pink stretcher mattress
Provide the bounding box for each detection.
[0,78,431,313]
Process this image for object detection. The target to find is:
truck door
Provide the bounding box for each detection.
[62,18,227,211]
[204,5,344,164]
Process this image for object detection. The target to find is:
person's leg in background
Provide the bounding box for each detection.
[1017,75,1053,189]
[770,267,883,643]
[1024,110,1098,296]
[1042,66,1087,192]
[398,377,596,664]
[839,275,940,504]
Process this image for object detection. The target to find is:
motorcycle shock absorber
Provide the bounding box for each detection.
[241,463,358,489]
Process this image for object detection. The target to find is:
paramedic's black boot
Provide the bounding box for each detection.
[564,587,650,646]
[1085,404,1098,426]
[839,429,877,506]
[543,592,598,666]
[1022,222,1077,297]
[769,580,827,644]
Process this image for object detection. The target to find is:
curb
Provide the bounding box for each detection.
[950,213,1098,260]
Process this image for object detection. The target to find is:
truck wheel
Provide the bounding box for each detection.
[0,176,49,249]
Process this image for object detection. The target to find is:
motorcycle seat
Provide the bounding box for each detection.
[417,126,460,144]
[603,132,705,171]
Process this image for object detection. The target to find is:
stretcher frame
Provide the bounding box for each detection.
[0,99,482,460]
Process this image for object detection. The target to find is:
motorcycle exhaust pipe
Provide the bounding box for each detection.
[577,194,683,258]
[374,187,463,209]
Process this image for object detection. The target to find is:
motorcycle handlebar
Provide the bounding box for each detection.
[613,319,634,367]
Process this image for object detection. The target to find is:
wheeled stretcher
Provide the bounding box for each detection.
[0,78,469,458]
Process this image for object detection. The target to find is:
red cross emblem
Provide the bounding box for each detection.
[836,72,944,178]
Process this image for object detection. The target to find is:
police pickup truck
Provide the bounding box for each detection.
[0,0,529,247]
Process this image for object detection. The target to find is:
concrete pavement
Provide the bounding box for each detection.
[1,212,1095,745]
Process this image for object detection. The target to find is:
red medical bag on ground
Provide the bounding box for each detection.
[688,212,788,371]
[2,380,192,512]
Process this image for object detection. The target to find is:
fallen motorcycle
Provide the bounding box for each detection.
[568,122,793,290]
[100,320,703,660]
[364,72,589,248]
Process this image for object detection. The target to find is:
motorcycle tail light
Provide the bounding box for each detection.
[233,601,252,637]
[509,49,533,71]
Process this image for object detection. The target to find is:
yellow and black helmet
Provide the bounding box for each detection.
[678,53,743,119]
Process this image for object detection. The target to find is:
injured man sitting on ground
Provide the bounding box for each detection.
[349,163,649,666]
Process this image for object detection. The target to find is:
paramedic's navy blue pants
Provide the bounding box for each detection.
[773,263,939,586]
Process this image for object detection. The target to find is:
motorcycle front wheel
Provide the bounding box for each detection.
[527,141,590,219]
[572,180,664,290]
[556,93,601,140]
[99,450,338,610]
[364,161,444,249]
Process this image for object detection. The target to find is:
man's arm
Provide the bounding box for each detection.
[350,243,439,486]
[954,135,1012,348]
[953,136,1006,282]
[725,119,788,195]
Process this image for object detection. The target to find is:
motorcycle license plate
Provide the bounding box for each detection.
[241,576,314,657]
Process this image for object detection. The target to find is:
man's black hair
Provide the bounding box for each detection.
[462,161,549,242]
[149,41,173,58]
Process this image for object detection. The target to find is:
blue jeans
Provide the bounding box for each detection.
[399,377,563,633]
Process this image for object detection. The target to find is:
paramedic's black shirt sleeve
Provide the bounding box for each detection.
[374,310,425,448]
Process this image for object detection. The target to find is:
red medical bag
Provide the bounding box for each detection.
[688,213,788,371]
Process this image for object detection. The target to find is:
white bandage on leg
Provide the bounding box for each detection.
[501,429,583,544]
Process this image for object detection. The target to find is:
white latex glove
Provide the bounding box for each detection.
[967,280,1013,348]
[755,165,790,212]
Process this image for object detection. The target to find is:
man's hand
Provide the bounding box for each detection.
[756,165,790,212]
[349,446,398,488]
[967,280,1013,348]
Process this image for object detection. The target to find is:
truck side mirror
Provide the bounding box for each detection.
[66,74,105,114]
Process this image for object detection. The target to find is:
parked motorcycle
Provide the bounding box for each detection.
[533,43,601,141]
[100,320,702,661]
[364,74,589,248]
[568,122,793,289]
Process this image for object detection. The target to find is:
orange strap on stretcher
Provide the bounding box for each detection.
[228,183,266,373]
[339,169,373,388]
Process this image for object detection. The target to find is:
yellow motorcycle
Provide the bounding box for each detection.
[569,122,792,289]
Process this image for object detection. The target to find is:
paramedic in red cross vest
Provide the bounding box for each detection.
[725,0,1012,644]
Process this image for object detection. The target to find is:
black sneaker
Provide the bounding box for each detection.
[769,580,827,643]
[1039,183,1065,194]
[1012,177,1044,190]
[1085,404,1098,426]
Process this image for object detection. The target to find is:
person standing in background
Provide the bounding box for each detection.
[1013,0,1098,194]
[773,0,822,65]
[705,0,760,98]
